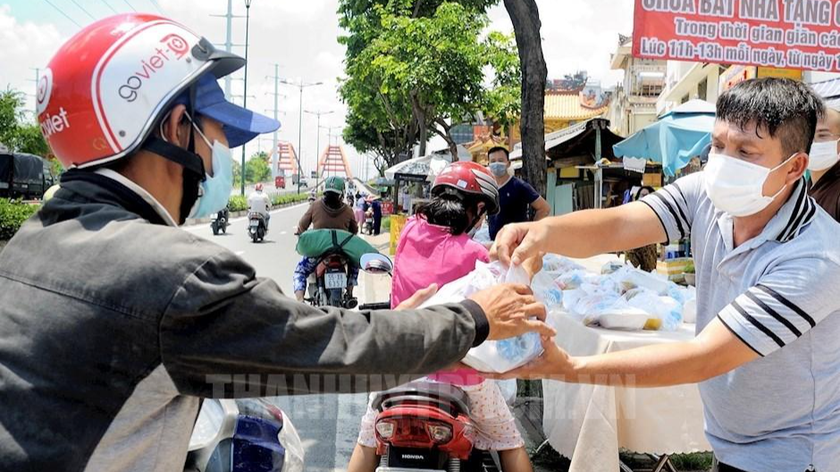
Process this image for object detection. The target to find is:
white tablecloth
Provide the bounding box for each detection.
[542,314,711,472]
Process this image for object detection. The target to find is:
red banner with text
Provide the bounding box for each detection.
[633,0,840,72]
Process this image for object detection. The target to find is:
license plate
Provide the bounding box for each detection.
[324,272,347,289]
[250,221,259,228]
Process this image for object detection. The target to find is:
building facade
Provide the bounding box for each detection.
[607,35,667,137]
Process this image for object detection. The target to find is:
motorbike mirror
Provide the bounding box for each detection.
[360,253,393,275]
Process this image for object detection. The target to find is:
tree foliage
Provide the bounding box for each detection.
[245,151,271,184]
[560,70,588,90]
[339,0,520,174]
[0,90,51,158]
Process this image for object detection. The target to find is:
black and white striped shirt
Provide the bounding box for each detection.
[642,172,840,472]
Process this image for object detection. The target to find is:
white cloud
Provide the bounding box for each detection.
[0,4,65,118]
[487,0,633,87]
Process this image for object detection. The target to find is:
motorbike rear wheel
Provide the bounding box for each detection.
[327,289,343,307]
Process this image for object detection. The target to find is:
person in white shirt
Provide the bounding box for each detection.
[248,183,272,229]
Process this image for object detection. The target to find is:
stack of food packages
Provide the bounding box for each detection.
[535,254,697,331]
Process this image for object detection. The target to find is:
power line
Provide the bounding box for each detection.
[123,0,137,12]
[100,0,119,14]
[68,0,97,21]
[42,0,82,28]
[146,0,163,14]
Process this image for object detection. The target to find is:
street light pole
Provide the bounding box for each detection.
[280,79,323,194]
[304,109,334,192]
[240,0,253,197]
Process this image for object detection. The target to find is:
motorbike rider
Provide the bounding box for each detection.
[349,162,534,472]
[294,175,359,302]
[248,182,272,230]
[0,14,553,471]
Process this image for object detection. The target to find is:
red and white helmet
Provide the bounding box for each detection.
[432,161,500,215]
[255,183,264,192]
[37,13,244,169]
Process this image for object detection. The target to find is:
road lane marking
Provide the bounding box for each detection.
[235,251,245,256]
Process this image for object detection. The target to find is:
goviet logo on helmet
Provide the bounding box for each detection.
[37,14,214,169]
[117,33,191,103]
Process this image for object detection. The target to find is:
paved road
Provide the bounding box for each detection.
[185,203,378,471]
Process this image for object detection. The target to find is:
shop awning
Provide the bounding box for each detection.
[613,100,715,177]
[810,78,840,108]
[510,118,621,162]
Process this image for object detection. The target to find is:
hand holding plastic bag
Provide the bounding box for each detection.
[420,262,553,373]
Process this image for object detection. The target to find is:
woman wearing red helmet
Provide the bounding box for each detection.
[349,161,534,472]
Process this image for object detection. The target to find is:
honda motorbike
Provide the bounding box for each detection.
[210,208,229,236]
[371,380,502,472]
[306,251,358,309]
[357,254,504,471]
[185,397,304,472]
[248,212,267,243]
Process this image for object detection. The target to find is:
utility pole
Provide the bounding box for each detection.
[304,109,333,191]
[27,68,40,118]
[210,0,244,99]
[267,64,287,180]
[280,79,323,194]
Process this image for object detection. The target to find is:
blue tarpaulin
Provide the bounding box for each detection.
[613,100,716,177]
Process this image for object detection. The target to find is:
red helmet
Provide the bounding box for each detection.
[432,161,500,215]
[255,183,264,191]
[37,13,244,169]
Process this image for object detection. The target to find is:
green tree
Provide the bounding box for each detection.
[232,160,242,189]
[0,89,51,158]
[339,0,520,170]
[245,151,271,184]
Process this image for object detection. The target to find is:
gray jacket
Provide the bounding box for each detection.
[0,171,487,472]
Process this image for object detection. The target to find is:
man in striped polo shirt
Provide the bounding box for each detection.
[490,78,840,472]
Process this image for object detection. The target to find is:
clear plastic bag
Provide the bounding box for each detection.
[419,262,547,373]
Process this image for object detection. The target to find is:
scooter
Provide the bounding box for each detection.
[306,251,358,309]
[184,397,305,472]
[210,208,229,236]
[248,212,267,243]
[362,210,375,236]
[370,380,502,472]
[357,254,504,471]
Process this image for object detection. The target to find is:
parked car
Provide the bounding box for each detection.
[0,152,55,200]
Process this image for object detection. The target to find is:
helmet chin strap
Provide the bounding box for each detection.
[465,206,487,234]
[141,83,206,225]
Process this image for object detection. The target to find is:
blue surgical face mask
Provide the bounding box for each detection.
[488,162,508,177]
[187,118,233,219]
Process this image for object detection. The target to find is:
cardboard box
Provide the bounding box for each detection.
[643,173,662,187]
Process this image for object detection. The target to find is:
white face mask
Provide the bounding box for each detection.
[808,139,840,171]
[704,152,795,217]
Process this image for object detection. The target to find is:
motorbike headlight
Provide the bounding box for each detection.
[426,423,453,444]
[189,400,225,450]
[375,420,396,440]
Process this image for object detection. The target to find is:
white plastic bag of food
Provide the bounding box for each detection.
[530,270,564,308]
[419,261,545,373]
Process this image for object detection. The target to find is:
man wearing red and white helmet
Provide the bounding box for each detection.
[0,14,552,472]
